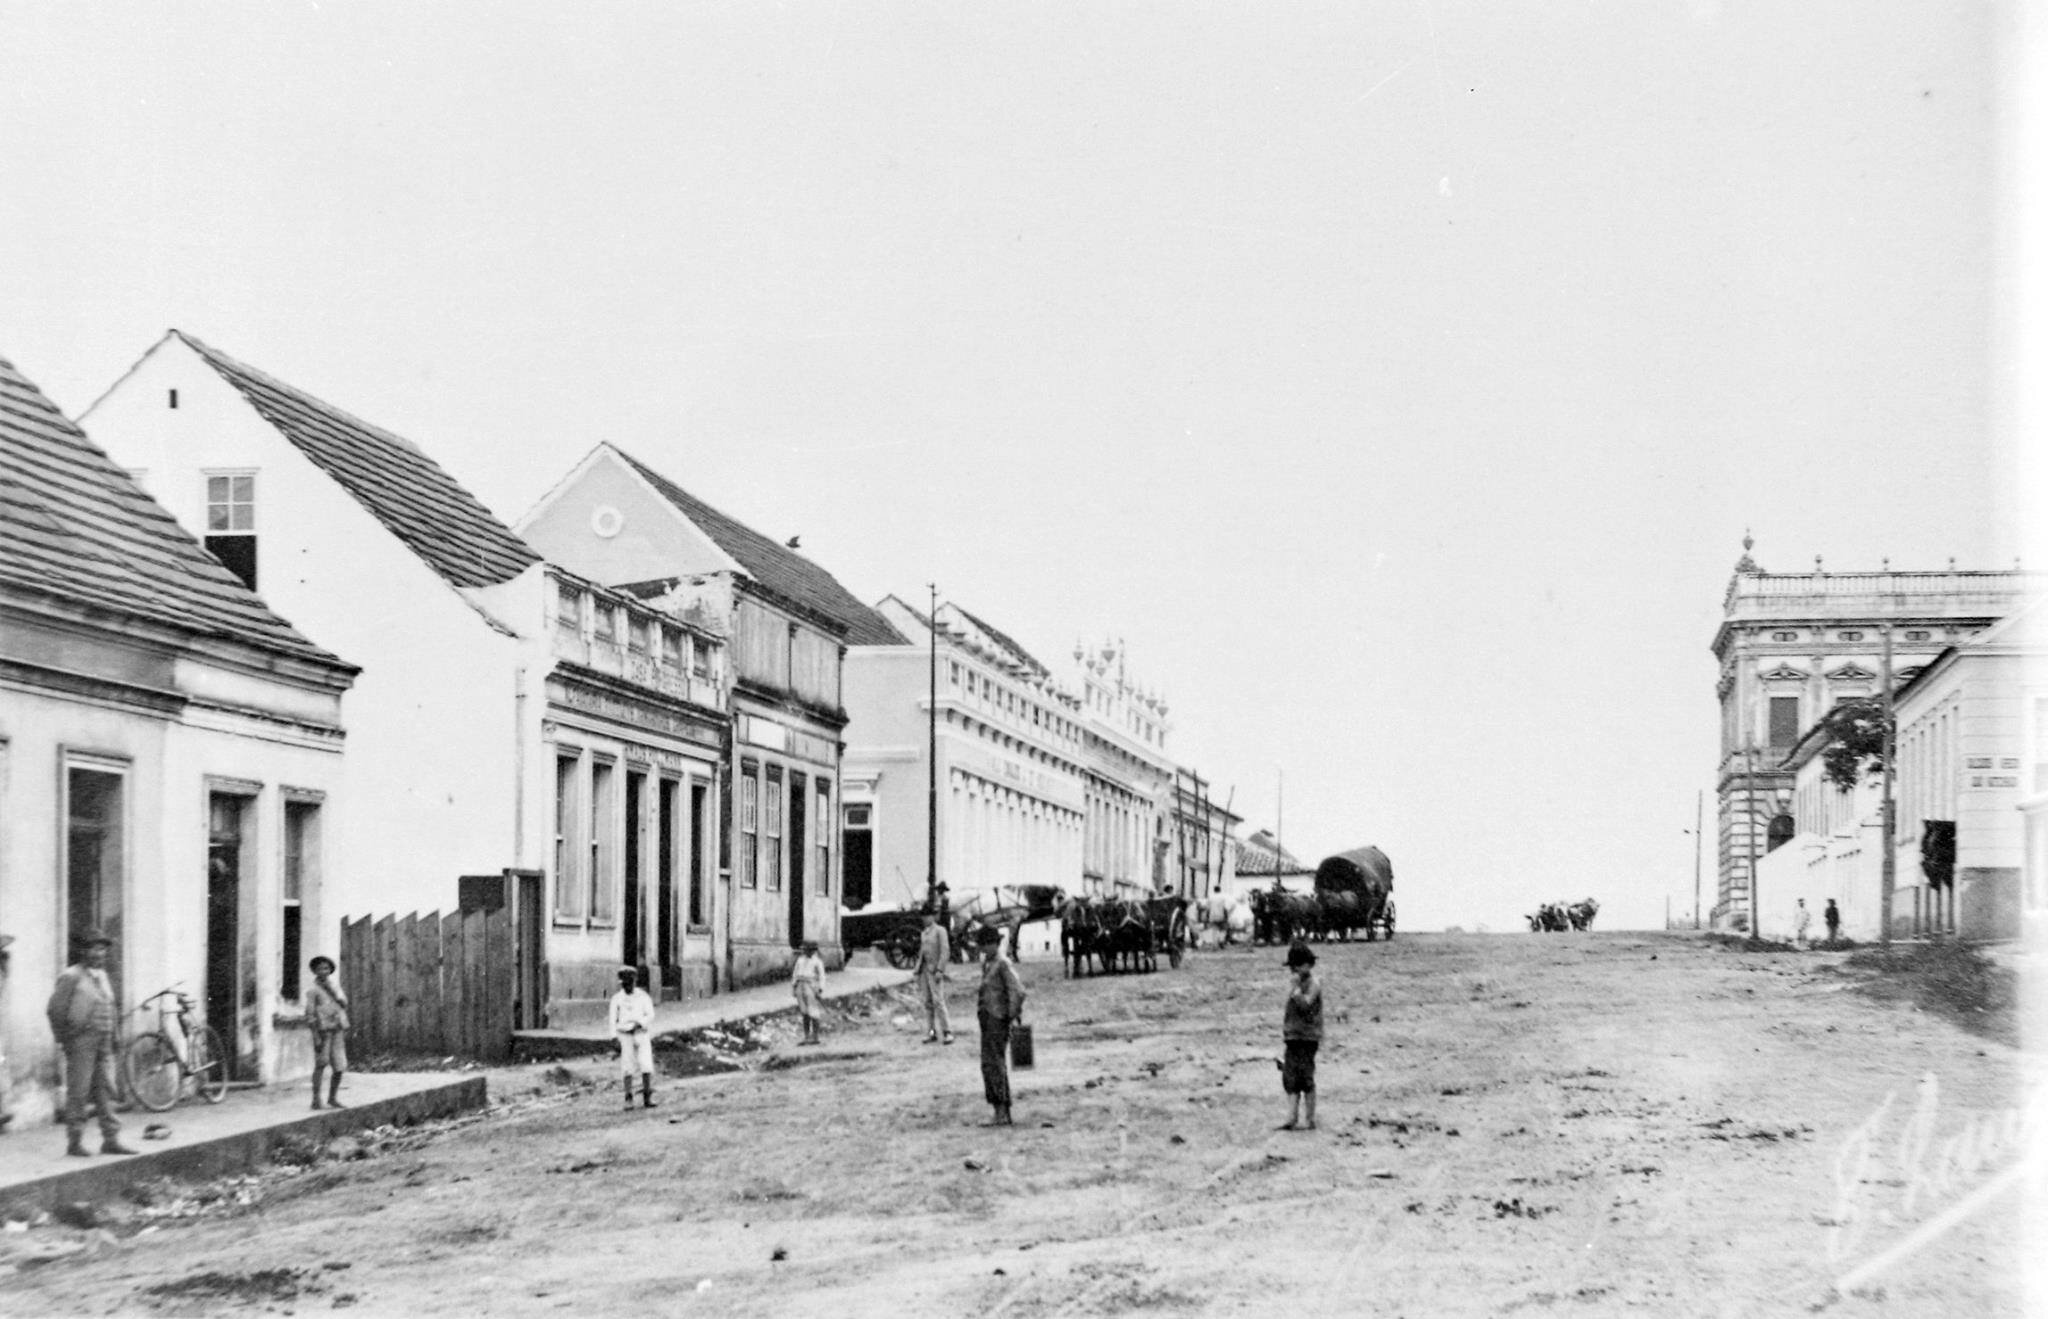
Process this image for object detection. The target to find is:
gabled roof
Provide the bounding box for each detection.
[175,332,540,591]
[610,446,901,645]
[0,351,349,671]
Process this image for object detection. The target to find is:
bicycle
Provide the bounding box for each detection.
[122,987,229,1111]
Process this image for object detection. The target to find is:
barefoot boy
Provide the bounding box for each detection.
[1281,943,1321,1130]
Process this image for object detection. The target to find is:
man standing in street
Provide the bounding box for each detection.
[975,927,1026,1127]
[1794,898,1812,949]
[1824,899,1842,946]
[914,909,953,1045]
[45,930,134,1157]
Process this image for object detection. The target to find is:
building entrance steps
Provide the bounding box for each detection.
[0,1071,484,1216]
[513,965,914,1058]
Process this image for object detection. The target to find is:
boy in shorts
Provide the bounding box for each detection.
[306,955,350,1110]
[1280,942,1321,1130]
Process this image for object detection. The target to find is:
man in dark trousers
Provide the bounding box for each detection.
[1824,899,1841,946]
[974,926,1026,1127]
[46,930,135,1156]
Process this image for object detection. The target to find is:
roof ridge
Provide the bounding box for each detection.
[169,332,541,592]
[174,330,427,455]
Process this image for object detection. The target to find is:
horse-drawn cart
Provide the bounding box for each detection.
[839,885,1067,968]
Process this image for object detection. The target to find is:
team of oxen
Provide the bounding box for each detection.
[1526,898,1600,932]
[1054,844,1398,976]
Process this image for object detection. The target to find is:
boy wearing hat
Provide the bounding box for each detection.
[791,940,826,1046]
[974,925,1027,1127]
[609,966,657,1110]
[1280,942,1322,1131]
[305,955,350,1109]
[45,929,134,1156]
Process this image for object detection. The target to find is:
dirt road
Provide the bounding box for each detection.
[2,931,2039,1317]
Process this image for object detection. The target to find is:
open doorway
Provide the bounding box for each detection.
[623,769,646,972]
[787,771,807,946]
[206,792,253,1080]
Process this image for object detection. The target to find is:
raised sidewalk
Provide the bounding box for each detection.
[0,1071,484,1216]
[511,964,914,1057]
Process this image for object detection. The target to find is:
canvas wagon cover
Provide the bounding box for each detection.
[1315,846,1394,894]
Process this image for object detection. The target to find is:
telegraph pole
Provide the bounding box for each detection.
[1746,742,1762,941]
[1693,789,1704,930]
[1879,625,1897,947]
[926,583,939,914]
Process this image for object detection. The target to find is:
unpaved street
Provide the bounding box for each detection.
[2,932,2038,1317]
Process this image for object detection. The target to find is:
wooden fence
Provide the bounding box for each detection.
[339,907,514,1063]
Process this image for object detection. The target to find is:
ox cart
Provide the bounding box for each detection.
[840,885,1066,968]
[1058,893,1190,977]
[1252,847,1396,944]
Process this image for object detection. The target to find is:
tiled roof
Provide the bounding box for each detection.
[949,603,1051,677]
[0,352,350,670]
[612,447,902,645]
[177,332,540,591]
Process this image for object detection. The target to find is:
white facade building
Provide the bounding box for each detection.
[1711,541,2045,930]
[518,444,891,987]
[81,333,730,1026]
[1070,641,1176,897]
[2,349,358,1119]
[842,599,1086,959]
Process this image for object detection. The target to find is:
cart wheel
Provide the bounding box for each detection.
[123,1034,181,1113]
[883,940,917,971]
[191,1025,230,1103]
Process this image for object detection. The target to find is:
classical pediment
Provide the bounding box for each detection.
[1759,663,1809,682]
[1825,663,1877,682]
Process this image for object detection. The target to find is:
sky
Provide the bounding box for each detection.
[1,2,2031,931]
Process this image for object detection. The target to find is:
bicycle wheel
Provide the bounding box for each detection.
[189,1025,230,1104]
[122,1033,181,1112]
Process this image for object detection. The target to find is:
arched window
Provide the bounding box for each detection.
[1766,814,1795,852]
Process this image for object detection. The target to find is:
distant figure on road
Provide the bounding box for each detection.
[45,929,134,1157]
[915,910,953,1045]
[975,927,1027,1127]
[1280,942,1322,1131]
[305,955,351,1109]
[1824,899,1841,945]
[609,965,657,1110]
[792,940,826,1046]
[1794,899,1812,949]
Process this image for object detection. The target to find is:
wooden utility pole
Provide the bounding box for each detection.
[1693,789,1704,930]
[1746,742,1762,940]
[926,583,939,914]
[1880,625,1897,947]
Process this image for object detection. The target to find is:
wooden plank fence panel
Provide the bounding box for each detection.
[482,902,514,1062]
[373,914,398,1057]
[442,909,467,1059]
[333,902,515,1062]
[401,914,424,1051]
[340,915,368,1060]
[463,908,488,1061]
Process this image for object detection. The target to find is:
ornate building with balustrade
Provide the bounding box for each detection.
[1710,538,2045,932]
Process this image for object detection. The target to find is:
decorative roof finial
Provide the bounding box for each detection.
[1814,554,1824,573]
[1881,556,1889,572]
[1949,556,1957,570]
[1733,529,1758,574]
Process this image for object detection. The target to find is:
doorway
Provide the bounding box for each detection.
[206,793,250,1079]
[657,778,679,999]
[688,782,708,929]
[623,770,646,970]
[788,771,807,946]
[65,765,127,999]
